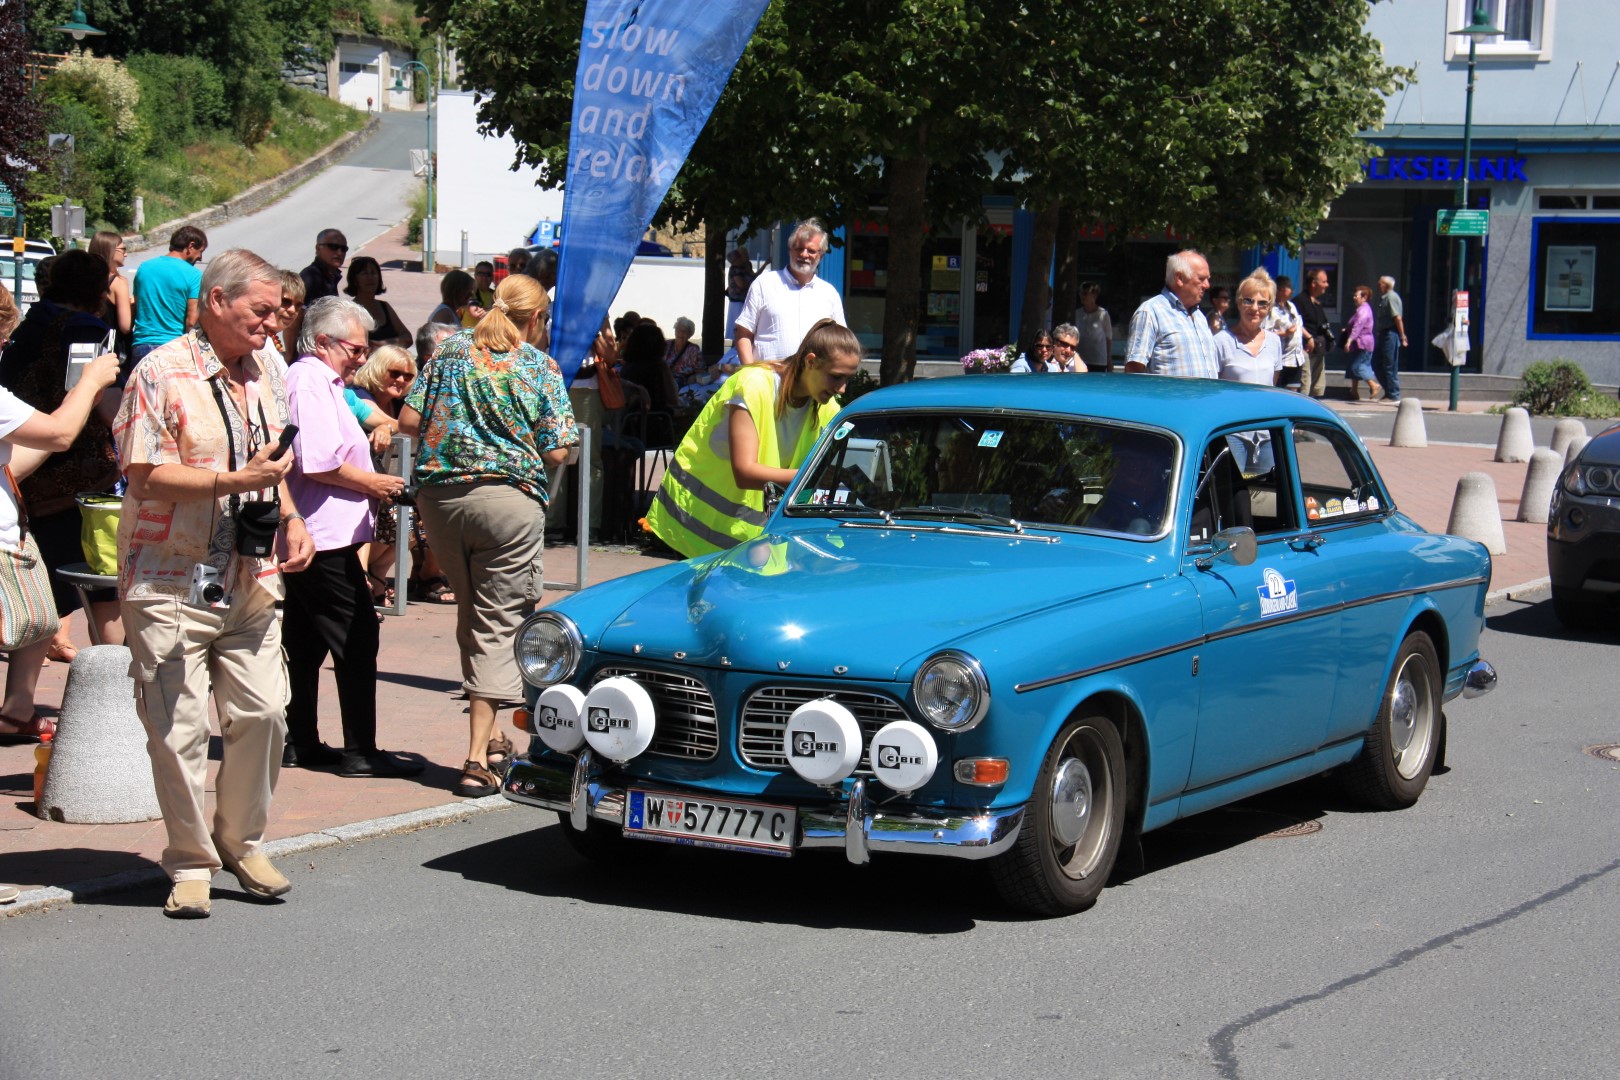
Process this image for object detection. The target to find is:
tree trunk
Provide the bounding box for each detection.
[1052,203,1079,327]
[880,154,930,386]
[702,220,728,358]
[1017,202,1060,350]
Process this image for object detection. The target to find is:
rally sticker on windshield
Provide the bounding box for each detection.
[978,430,1004,448]
[833,421,854,440]
[1257,567,1298,618]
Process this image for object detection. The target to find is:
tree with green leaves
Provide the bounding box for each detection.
[0,0,45,204]
[425,0,1402,383]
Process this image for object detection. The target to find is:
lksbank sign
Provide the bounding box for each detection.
[1365,155,1528,183]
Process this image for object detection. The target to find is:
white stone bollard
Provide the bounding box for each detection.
[1517,448,1563,524]
[38,645,162,824]
[1564,434,1590,465]
[1389,397,1427,447]
[1549,418,1586,458]
[1446,471,1507,555]
[1493,407,1534,463]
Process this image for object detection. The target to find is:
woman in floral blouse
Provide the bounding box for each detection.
[399,274,577,797]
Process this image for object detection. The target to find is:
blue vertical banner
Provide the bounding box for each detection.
[551,0,771,381]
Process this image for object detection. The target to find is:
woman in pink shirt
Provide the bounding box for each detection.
[1343,285,1381,401]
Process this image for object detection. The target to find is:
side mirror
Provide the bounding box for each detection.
[763,482,784,514]
[1198,526,1257,569]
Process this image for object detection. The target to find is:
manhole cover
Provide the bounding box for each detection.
[1582,743,1620,763]
[1168,808,1322,840]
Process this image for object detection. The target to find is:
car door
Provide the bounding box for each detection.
[1183,424,1342,793]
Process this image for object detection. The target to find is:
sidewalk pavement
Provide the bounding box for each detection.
[0,348,1556,911]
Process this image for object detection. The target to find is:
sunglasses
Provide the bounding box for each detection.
[320,243,349,252]
[387,368,414,381]
[1237,298,1272,309]
[1054,339,1079,349]
[332,338,370,358]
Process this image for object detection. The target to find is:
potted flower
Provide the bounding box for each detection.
[961,345,1017,374]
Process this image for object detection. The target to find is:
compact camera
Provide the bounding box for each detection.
[390,484,419,508]
[188,563,226,608]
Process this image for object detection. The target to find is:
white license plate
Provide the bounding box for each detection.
[625,789,797,856]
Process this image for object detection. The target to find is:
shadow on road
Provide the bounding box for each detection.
[1487,595,1616,642]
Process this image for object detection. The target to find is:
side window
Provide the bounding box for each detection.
[1293,424,1386,523]
[1191,427,1297,541]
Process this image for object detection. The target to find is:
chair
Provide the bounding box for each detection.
[621,404,679,501]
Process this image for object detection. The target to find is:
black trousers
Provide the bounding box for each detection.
[282,543,379,753]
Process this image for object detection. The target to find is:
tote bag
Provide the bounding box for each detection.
[1,467,62,652]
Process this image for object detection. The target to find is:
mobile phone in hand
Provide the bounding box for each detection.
[269,424,299,461]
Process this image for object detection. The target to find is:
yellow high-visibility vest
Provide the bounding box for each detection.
[647,366,838,558]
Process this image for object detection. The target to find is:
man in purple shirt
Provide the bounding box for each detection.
[281,296,419,777]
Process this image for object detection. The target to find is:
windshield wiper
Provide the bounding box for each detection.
[890,505,1025,533]
[786,503,891,521]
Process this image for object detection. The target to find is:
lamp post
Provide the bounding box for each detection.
[392,60,436,273]
[1446,2,1503,411]
[52,4,106,44]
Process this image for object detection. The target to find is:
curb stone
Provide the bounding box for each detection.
[2,794,510,919]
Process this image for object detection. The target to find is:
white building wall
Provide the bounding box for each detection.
[434,91,564,265]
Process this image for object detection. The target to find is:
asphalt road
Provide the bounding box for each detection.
[1,596,1615,1079]
[125,110,422,272]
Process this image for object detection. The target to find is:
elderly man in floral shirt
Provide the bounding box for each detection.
[115,248,314,919]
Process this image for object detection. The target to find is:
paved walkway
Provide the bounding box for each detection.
[0,297,1559,910]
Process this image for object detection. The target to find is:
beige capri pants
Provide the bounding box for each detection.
[415,481,546,702]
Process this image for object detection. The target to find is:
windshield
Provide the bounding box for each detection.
[788,410,1179,536]
[0,260,39,281]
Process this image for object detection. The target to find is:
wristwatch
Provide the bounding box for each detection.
[281,513,306,529]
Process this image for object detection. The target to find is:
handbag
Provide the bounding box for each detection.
[596,358,627,411]
[77,492,121,576]
[1,467,63,652]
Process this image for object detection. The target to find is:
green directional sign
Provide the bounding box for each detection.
[0,182,15,218]
[1437,209,1489,237]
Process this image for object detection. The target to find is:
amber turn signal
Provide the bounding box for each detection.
[512,709,532,734]
[953,758,1009,786]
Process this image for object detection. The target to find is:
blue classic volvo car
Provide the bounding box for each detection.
[505,376,1497,915]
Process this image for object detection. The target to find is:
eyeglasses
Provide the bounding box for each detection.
[320,243,349,252]
[1237,298,1272,309]
[1033,341,1053,350]
[331,338,370,358]
[1054,339,1079,350]
[387,368,414,381]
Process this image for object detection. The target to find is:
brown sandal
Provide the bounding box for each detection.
[0,714,56,745]
[486,731,515,769]
[456,760,499,798]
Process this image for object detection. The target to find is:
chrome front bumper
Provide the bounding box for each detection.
[501,751,1023,864]
[1462,658,1497,699]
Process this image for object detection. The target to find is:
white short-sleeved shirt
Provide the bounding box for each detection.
[1213,328,1282,385]
[0,386,39,550]
[734,268,847,360]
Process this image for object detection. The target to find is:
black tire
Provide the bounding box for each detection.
[1345,631,1441,810]
[989,716,1126,916]
[1552,587,1608,632]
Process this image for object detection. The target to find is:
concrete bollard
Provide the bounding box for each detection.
[1389,397,1427,447]
[1446,471,1507,555]
[1517,448,1563,524]
[1549,418,1586,458]
[38,645,162,824]
[1564,434,1590,465]
[1493,407,1534,463]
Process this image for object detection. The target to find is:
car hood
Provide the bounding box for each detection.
[593,525,1169,680]
[1576,422,1620,467]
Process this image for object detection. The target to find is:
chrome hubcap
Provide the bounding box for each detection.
[1389,654,1435,780]
[1050,758,1093,848]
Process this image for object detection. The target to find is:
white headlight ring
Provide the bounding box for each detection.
[534,684,587,754]
[580,677,657,763]
[783,699,863,786]
[868,720,939,795]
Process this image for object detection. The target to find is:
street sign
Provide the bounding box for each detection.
[1437,209,1490,237]
[0,182,14,218]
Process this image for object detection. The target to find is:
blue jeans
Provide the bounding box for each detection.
[1373,330,1402,400]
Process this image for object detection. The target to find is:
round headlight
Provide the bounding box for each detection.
[513,612,582,687]
[911,650,990,732]
[1588,466,1614,493]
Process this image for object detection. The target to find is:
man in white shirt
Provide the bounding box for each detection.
[733,219,846,363]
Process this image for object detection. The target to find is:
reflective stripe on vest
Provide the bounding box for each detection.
[650,484,742,554]
[665,457,768,527]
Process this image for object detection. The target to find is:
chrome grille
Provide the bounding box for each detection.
[592,666,719,761]
[740,686,911,774]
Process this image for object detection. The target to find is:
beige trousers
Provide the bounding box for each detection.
[415,482,546,703]
[122,584,289,882]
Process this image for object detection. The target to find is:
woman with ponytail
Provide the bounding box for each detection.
[398,274,577,798]
[646,317,863,558]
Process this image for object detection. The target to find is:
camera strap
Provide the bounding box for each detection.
[208,375,278,514]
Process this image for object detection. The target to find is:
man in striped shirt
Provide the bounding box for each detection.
[1124,250,1218,379]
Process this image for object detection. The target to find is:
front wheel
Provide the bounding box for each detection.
[1344,631,1440,810]
[990,716,1126,916]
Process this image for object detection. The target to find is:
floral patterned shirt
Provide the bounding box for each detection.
[403,329,577,504]
[113,330,292,601]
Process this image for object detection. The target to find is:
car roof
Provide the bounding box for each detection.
[839,372,1343,438]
